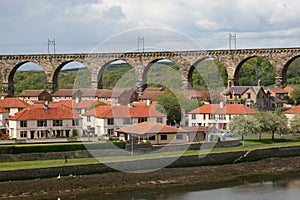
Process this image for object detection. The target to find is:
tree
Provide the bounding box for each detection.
[289,114,300,134]
[228,115,260,140]
[156,90,199,125]
[291,87,300,105]
[256,111,288,140]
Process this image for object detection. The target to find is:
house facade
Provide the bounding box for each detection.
[18,90,52,102]
[223,86,271,111]
[82,103,167,137]
[188,103,259,130]
[9,105,82,139]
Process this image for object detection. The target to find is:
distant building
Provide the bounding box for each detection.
[188,103,259,130]
[82,102,167,137]
[268,87,289,101]
[9,104,82,139]
[116,122,189,145]
[18,89,52,102]
[284,105,300,122]
[139,87,164,101]
[52,89,82,101]
[0,98,29,116]
[223,86,271,111]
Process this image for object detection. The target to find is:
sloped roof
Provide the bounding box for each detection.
[59,99,104,109]
[18,90,50,97]
[116,122,186,135]
[0,98,29,108]
[284,105,300,114]
[53,89,82,97]
[224,86,266,96]
[268,87,288,94]
[82,104,166,118]
[189,104,259,115]
[10,106,81,121]
[270,96,284,103]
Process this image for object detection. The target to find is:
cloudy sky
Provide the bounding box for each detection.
[1,0,300,55]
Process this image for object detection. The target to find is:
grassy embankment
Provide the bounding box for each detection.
[1,135,300,171]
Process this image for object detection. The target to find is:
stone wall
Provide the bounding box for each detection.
[2,145,300,181]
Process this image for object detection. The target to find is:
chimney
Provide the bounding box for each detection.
[146,99,151,106]
[219,101,225,109]
[44,101,49,110]
[258,79,261,87]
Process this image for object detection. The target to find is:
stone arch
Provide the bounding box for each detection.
[282,55,300,86]
[52,60,88,92]
[97,59,134,89]
[7,61,47,96]
[234,56,275,86]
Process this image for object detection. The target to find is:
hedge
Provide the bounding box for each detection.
[0,141,126,154]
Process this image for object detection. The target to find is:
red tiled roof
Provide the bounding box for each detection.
[284,105,300,114]
[116,122,185,135]
[189,104,259,115]
[189,104,220,114]
[82,104,166,118]
[58,100,105,109]
[0,98,29,108]
[10,106,81,121]
[0,107,9,113]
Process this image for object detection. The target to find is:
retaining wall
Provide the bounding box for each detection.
[1,145,300,181]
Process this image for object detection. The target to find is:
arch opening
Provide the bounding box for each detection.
[54,61,90,91]
[283,56,300,86]
[188,58,228,90]
[143,59,181,91]
[97,60,135,89]
[235,57,275,87]
[9,62,47,96]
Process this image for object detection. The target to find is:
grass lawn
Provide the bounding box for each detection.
[1,135,300,172]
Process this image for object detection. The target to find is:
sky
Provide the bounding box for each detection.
[1,0,300,55]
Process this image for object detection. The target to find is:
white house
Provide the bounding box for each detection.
[188,103,259,130]
[9,104,82,139]
[82,102,167,137]
[0,98,29,116]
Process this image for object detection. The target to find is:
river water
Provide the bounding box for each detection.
[57,177,300,200]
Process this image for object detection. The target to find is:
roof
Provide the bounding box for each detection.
[284,105,300,114]
[0,107,9,113]
[284,85,298,94]
[59,99,105,109]
[18,90,50,97]
[268,87,288,94]
[270,96,284,103]
[0,98,29,108]
[140,87,164,100]
[116,122,186,135]
[183,90,208,98]
[82,104,166,118]
[53,89,82,97]
[224,86,265,96]
[10,106,81,121]
[189,103,259,115]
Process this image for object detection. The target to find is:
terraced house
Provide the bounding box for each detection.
[9,104,82,139]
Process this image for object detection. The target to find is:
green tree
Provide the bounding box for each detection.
[228,115,260,140]
[256,111,288,140]
[291,87,300,105]
[289,114,300,134]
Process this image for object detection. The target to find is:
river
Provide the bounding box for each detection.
[57,177,300,200]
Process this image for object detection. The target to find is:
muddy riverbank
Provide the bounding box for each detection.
[1,156,300,199]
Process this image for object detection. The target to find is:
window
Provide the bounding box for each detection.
[108,128,114,136]
[156,117,163,123]
[20,131,27,138]
[53,120,63,126]
[87,116,91,122]
[160,135,167,140]
[148,135,156,140]
[107,118,114,125]
[123,118,132,125]
[138,117,147,123]
[176,134,183,140]
[192,123,196,126]
[203,114,206,120]
[191,114,196,119]
[20,120,27,127]
[72,119,80,126]
[37,120,47,127]
[247,93,251,99]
